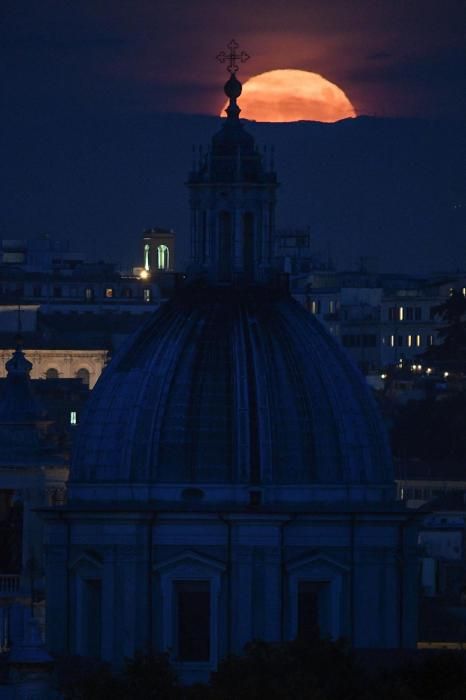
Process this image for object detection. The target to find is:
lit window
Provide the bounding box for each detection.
[399,306,404,321]
[416,335,421,347]
[157,244,169,271]
[144,243,150,271]
[329,300,335,314]
[407,335,413,347]
[105,288,113,298]
[143,288,151,303]
[427,335,434,346]
[70,411,77,425]
[310,300,320,315]
[389,335,395,347]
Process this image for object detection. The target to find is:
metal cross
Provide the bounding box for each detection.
[216,39,250,74]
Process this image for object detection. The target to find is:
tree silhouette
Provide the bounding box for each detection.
[424,289,466,372]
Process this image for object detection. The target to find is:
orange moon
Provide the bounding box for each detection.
[222,69,356,123]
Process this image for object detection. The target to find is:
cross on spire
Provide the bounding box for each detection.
[216,39,250,74]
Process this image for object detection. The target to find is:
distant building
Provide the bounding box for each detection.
[0,344,70,651]
[395,460,466,510]
[142,227,175,274]
[0,236,160,308]
[294,267,466,373]
[417,493,466,648]
[274,227,317,275]
[0,234,179,388]
[1,236,84,272]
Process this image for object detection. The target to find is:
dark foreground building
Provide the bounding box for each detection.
[42,65,418,683]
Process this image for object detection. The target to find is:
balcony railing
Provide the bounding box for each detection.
[0,575,20,596]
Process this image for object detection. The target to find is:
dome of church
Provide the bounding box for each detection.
[70,63,393,505]
[46,51,416,674]
[71,284,393,499]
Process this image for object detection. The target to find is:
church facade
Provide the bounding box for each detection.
[42,54,418,683]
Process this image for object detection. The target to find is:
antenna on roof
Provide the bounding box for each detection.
[16,303,23,349]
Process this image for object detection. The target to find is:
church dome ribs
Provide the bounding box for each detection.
[70,285,393,499]
[69,54,393,505]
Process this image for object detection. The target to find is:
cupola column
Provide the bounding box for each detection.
[187,41,278,285]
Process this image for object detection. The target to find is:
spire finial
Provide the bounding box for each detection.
[217,40,250,121]
[216,39,250,75]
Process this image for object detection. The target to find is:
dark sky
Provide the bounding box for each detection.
[2,0,465,120]
[1,1,465,271]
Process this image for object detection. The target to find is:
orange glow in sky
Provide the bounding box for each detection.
[222,69,356,123]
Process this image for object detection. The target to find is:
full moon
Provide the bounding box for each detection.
[222,69,356,123]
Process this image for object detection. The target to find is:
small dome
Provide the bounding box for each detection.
[224,73,242,100]
[71,285,393,501]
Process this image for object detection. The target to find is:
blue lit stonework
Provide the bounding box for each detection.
[42,69,418,683]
